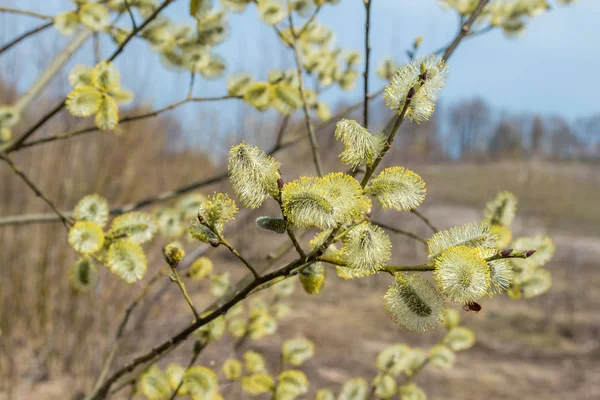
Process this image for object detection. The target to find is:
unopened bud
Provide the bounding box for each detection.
[277,177,284,190]
[500,248,513,257]
[407,87,415,100]
[163,242,185,268]
[209,239,220,248]
[197,213,205,224]
[525,249,537,258]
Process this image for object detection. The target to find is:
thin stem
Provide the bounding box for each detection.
[219,236,261,279]
[91,272,165,394]
[170,266,201,320]
[0,21,53,56]
[410,209,438,233]
[287,3,324,176]
[11,95,240,152]
[442,0,490,62]
[0,154,71,229]
[363,0,372,126]
[167,343,205,400]
[123,0,138,29]
[372,221,427,245]
[0,7,53,19]
[383,264,434,272]
[186,72,196,98]
[295,5,322,38]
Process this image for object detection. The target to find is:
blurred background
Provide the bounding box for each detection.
[1,0,599,399]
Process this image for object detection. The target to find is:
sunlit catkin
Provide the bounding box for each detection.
[383,273,446,332]
[228,143,280,209]
[434,246,490,303]
[341,223,391,275]
[384,55,448,123]
[365,166,426,211]
[334,119,385,167]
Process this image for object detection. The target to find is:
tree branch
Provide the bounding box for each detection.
[3,0,179,152]
[287,2,323,176]
[0,153,71,229]
[0,6,53,20]
[10,95,240,152]
[0,21,53,56]
[442,0,490,62]
[372,220,427,245]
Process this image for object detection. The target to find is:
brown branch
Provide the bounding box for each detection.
[86,257,307,400]
[91,272,165,395]
[410,209,439,233]
[442,0,490,62]
[372,220,427,245]
[0,21,53,56]
[167,342,205,400]
[11,95,240,152]
[0,153,71,229]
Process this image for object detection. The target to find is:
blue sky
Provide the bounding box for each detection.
[3,0,598,123]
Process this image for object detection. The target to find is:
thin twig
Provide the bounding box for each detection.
[410,209,438,233]
[169,266,201,320]
[442,0,490,62]
[295,5,322,38]
[167,342,205,400]
[123,0,138,29]
[372,221,427,245]
[362,0,372,126]
[0,6,53,19]
[91,272,165,394]
[0,21,53,56]
[12,95,240,152]
[0,153,71,229]
[218,236,260,279]
[287,3,324,176]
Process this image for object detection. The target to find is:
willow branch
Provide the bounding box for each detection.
[4,0,178,153]
[86,256,307,400]
[169,266,201,320]
[218,235,260,279]
[0,6,53,19]
[167,342,205,400]
[0,21,53,56]
[0,95,373,228]
[123,0,138,29]
[11,95,240,152]
[410,209,438,233]
[91,272,165,395]
[295,5,322,38]
[442,0,490,62]
[372,220,427,245]
[362,0,372,126]
[0,153,71,229]
[287,4,324,176]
